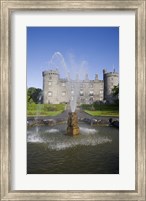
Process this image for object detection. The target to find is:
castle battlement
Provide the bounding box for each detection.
[42,69,119,104]
[104,72,119,77]
[42,69,59,76]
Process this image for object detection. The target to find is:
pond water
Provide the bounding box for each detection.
[27,123,119,174]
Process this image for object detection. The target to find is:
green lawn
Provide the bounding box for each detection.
[27,103,65,116]
[27,110,64,117]
[84,110,119,117]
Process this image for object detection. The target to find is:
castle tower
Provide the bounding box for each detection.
[103,68,119,103]
[42,69,59,104]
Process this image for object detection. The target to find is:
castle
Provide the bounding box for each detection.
[42,69,119,104]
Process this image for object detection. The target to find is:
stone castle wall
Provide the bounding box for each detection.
[103,69,119,102]
[42,69,119,104]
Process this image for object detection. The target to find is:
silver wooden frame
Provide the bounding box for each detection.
[0,0,145,200]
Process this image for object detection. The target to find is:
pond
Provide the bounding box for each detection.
[27,123,119,174]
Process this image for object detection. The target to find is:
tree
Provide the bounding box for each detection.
[27,87,43,104]
[112,84,119,104]
[112,84,119,96]
[27,93,34,103]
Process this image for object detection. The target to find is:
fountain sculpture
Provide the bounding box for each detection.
[67,112,80,135]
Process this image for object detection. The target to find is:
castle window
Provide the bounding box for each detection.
[80,91,84,96]
[89,91,94,96]
[62,91,66,96]
[48,82,52,86]
[48,91,52,97]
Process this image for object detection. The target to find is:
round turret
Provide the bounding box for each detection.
[103,70,119,103]
[42,69,59,104]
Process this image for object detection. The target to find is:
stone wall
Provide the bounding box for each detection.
[43,69,118,104]
[103,69,119,103]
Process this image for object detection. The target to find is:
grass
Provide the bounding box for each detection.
[84,110,119,117]
[27,110,64,117]
[27,103,65,116]
[81,103,119,111]
[81,103,119,117]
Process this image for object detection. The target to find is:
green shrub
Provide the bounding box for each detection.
[92,103,119,111]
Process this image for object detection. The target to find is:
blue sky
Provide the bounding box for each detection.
[27,27,119,89]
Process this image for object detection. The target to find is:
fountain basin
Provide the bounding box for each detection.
[27,123,119,174]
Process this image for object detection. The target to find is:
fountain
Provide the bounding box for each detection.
[27,52,119,174]
[48,52,86,135]
[67,112,80,135]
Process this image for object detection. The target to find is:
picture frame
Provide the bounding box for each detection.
[0,0,145,200]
